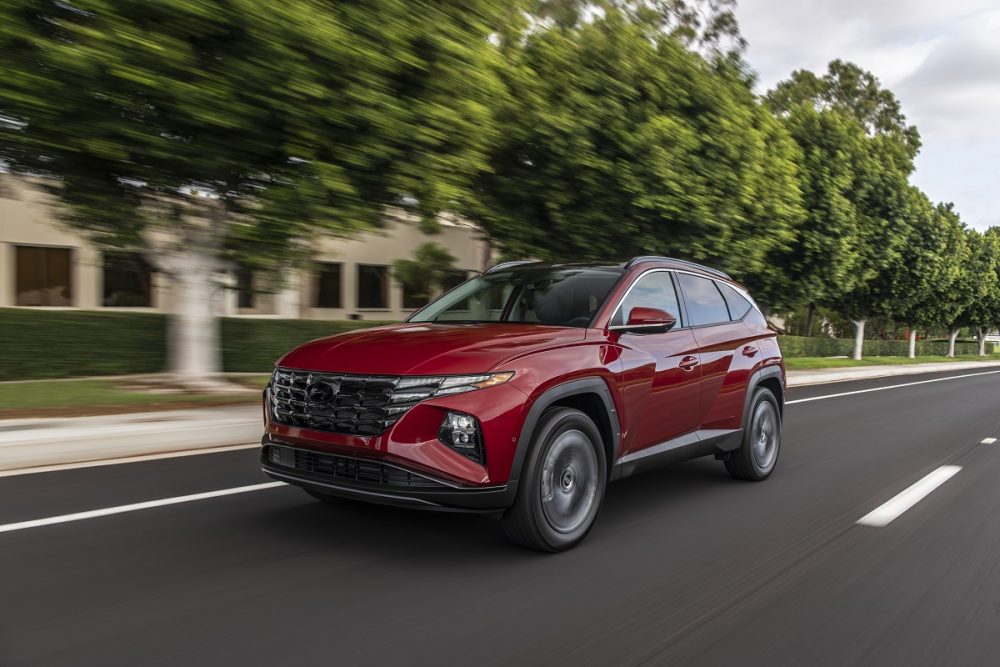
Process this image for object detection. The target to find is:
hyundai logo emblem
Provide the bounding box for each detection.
[306,380,338,403]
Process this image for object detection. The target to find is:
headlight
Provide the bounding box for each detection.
[396,371,515,398]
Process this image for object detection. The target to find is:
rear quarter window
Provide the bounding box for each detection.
[718,282,753,321]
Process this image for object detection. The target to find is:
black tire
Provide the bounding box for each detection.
[725,387,781,481]
[501,407,607,552]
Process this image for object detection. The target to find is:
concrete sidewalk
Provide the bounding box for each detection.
[4,359,1000,473]
[0,405,261,473]
[786,359,1000,386]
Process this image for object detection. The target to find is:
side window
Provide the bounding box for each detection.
[611,272,681,327]
[718,282,752,321]
[677,273,730,326]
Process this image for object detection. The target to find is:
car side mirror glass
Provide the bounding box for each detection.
[616,307,677,333]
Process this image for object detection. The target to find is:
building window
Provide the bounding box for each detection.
[103,252,152,308]
[357,264,389,309]
[15,245,73,306]
[314,262,342,308]
[442,270,469,291]
[402,284,428,310]
[236,266,255,309]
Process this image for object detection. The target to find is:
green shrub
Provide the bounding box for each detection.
[778,335,994,358]
[0,308,168,380]
[0,308,389,380]
[220,318,390,372]
[0,308,994,380]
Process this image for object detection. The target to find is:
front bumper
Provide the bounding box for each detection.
[260,439,515,513]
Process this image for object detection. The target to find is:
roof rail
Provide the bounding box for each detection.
[484,260,535,274]
[624,256,731,279]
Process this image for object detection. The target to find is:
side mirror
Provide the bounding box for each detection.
[613,307,677,334]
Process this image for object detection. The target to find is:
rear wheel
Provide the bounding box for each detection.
[725,387,781,481]
[501,407,607,552]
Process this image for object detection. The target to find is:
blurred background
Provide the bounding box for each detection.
[2,0,999,416]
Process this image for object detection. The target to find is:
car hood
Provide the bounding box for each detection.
[276,323,586,376]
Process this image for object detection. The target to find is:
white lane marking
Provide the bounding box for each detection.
[0,482,286,535]
[787,369,1000,405]
[0,443,259,478]
[981,438,997,444]
[856,466,962,528]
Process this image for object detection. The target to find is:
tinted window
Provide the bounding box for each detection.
[677,273,729,326]
[718,282,752,321]
[103,252,152,307]
[611,272,681,328]
[314,263,342,308]
[236,265,254,309]
[15,245,73,306]
[357,264,388,309]
[410,267,621,328]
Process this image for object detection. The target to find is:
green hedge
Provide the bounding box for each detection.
[219,318,389,372]
[0,308,994,380]
[778,335,994,358]
[0,308,169,380]
[0,308,387,380]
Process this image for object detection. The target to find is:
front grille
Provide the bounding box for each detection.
[264,445,446,489]
[270,368,449,436]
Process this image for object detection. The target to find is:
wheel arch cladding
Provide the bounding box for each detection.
[743,366,784,426]
[509,378,621,484]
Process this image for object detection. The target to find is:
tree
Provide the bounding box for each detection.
[467,11,803,304]
[531,0,746,55]
[392,242,458,308]
[944,224,995,356]
[974,229,1000,355]
[0,0,503,386]
[889,192,967,358]
[767,61,919,358]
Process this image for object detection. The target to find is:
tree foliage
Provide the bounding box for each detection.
[392,242,458,305]
[468,10,803,306]
[0,0,504,265]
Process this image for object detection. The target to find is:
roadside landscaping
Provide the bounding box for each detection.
[784,354,1000,370]
[0,375,269,419]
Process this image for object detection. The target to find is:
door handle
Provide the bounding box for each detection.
[742,345,758,357]
[679,355,699,371]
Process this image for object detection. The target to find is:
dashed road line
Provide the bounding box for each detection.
[856,466,962,528]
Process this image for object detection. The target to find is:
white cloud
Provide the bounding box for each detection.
[737,0,1000,229]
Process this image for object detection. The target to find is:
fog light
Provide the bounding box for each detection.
[439,411,484,464]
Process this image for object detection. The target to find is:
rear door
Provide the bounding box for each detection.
[676,273,758,431]
[612,271,703,455]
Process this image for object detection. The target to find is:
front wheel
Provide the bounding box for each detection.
[501,407,607,552]
[725,387,781,481]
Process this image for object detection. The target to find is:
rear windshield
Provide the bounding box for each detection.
[408,267,623,328]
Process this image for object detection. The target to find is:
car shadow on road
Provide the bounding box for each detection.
[244,456,738,564]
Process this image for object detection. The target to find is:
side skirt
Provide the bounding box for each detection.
[610,428,741,481]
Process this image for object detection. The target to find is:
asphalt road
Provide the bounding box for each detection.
[4,368,1000,666]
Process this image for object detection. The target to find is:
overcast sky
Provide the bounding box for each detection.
[736,0,1000,230]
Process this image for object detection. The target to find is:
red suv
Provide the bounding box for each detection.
[261,257,785,551]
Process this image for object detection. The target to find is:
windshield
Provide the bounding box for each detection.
[408,267,623,328]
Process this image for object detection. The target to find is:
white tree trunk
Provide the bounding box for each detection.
[947,328,960,358]
[978,328,988,357]
[851,319,866,361]
[908,328,917,359]
[165,250,223,386]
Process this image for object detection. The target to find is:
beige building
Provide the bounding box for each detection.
[0,177,489,320]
